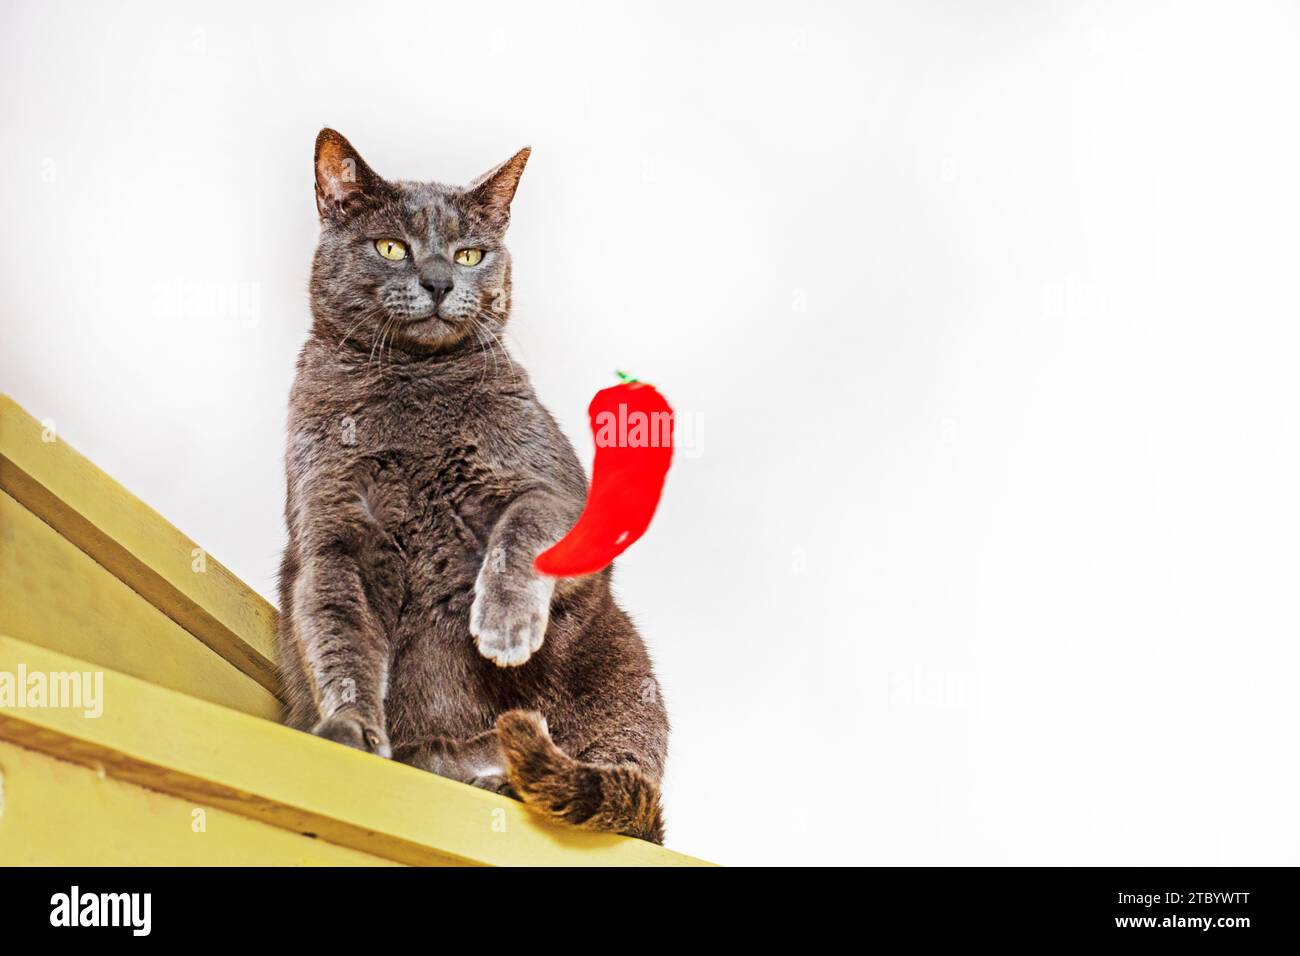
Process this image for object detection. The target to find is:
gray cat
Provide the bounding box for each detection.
[276,129,668,843]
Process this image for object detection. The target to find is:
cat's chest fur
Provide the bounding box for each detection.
[285,342,583,631]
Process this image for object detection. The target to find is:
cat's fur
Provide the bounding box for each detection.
[276,129,668,843]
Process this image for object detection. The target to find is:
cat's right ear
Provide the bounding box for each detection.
[314,128,388,222]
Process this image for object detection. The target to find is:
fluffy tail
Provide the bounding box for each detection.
[495,710,665,845]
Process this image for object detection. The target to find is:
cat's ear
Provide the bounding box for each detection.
[465,147,531,227]
[314,128,388,221]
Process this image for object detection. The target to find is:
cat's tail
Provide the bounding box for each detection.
[495,710,665,845]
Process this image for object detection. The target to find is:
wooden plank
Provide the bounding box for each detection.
[0,637,711,867]
[0,491,280,721]
[0,739,402,865]
[0,394,279,695]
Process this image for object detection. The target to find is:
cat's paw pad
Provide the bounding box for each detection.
[470,572,554,667]
[312,711,392,758]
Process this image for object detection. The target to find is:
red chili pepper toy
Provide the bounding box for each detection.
[534,371,674,577]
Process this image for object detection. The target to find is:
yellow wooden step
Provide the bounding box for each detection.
[0,490,280,721]
[0,636,705,866]
[0,394,711,865]
[0,393,278,696]
[0,739,400,866]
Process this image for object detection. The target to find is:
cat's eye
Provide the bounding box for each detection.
[375,239,407,261]
[455,248,484,267]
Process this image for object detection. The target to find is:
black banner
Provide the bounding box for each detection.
[0,866,1290,942]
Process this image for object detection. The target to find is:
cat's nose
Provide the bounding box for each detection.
[421,276,453,302]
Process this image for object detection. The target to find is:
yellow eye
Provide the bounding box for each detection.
[455,248,484,267]
[375,239,407,261]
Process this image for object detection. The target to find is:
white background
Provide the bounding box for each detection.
[3,1,1298,865]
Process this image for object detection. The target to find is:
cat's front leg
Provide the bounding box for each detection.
[471,563,554,667]
[315,710,390,757]
[291,545,393,757]
[470,488,576,667]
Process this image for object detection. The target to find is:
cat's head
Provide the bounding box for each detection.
[309,128,529,353]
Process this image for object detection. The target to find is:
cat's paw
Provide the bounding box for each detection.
[470,570,554,667]
[312,710,392,758]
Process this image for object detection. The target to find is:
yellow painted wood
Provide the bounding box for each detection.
[0,740,402,865]
[0,491,280,721]
[0,637,711,866]
[0,394,279,694]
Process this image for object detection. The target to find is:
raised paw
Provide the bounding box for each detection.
[312,710,392,758]
[470,570,555,667]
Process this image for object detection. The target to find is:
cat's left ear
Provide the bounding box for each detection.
[465,147,531,227]
[315,128,389,221]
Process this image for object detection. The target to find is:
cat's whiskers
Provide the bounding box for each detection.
[335,312,373,354]
[381,316,397,370]
[471,316,510,386]
[382,316,399,368]
[368,316,393,369]
[500,327,529,371]
[468,319,496,389]
[481,319,519,387]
